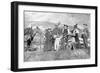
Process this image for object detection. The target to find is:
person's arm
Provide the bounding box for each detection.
[62,28,64,34]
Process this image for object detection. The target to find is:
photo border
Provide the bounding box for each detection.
[11,1,98,72]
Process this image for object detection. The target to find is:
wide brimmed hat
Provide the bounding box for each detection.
[64,24,68,27]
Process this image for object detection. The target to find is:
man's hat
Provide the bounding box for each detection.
[64,24,68,27]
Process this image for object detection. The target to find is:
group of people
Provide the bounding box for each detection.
[25,23,90,51]
[44,23,89,51]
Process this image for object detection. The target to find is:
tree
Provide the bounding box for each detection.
[24,27,33,35]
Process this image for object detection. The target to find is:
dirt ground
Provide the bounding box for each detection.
[24,48,90,62]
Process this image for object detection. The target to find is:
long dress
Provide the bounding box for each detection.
[54,36,62,51]
[44,30,53,51]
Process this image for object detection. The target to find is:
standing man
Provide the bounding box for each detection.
[73,24,80,48]
[62,25,69,49]
[81,24,89,49]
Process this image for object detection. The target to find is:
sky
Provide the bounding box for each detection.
[24,11,90,30]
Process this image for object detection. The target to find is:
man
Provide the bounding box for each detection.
[61,24,69,50]
[73,24,80,48]
[62,25,68,43]
[81,24,89,49]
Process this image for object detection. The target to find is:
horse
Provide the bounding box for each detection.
[27,33,36,48]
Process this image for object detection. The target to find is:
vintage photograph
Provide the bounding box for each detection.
[24,11,90,62]
[11,2,97,71]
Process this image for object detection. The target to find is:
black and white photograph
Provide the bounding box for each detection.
[24,11,91,61]
[11,1,97,71]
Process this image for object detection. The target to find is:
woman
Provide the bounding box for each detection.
[54,34,62,51]
[44,29,54,51]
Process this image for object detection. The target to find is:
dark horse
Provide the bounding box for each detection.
[27,33,36,48]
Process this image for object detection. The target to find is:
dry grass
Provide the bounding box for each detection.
[24,48,90,62]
